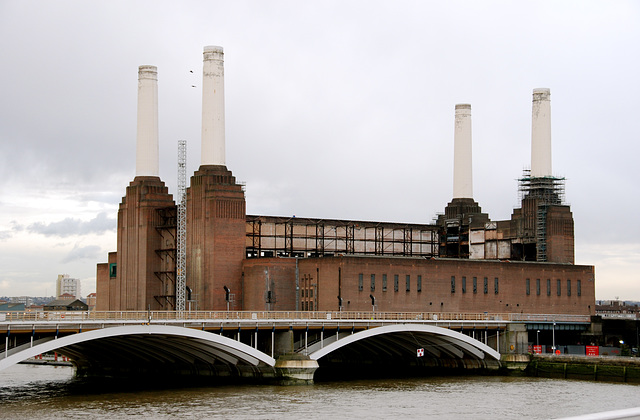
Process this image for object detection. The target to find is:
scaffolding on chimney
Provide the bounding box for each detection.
[175,140,187,312]
[518,170,565,262]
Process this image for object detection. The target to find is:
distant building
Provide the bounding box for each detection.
[0,302,26,311]
[596,300,639,319]
[10,296,33,307]
[86,293,97,311]
[43,299,88,311]
[56,274,81,299]
[57,293,75,301]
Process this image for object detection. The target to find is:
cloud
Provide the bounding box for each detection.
[61,244,103,264]
[27,212,116,238]
[0,221,24,241]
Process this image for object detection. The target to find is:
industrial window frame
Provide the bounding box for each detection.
[382,274,387,292]
[473,277,477,294]
[109,263,117,278]
[567,279,571,296]
[406,275,410,292]
[557,279,561,296]
[462,276,466,294]
[451,276,456,293]
[547,279,551,296]
[536,279,541,296]
[526,278,530,296]
[484,277,488,294]
[577,279,581,297]
[394,275,399,292]
[494,277,499,294]
[417,275,422,292]
[358,273,363,291]
[370,274,375,292]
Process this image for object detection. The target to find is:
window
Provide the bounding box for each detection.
[358,273,363,291]
[109,263,117,278]
[406,275,410,292]
[451,276,456,293]
[526,278,530,295]
[371,274,375,292]
[557,279,561,296]
[462,276,466,294]
[536,279,541,296]
[567,279,571,296]
[473,277,477,294]
[394,275,399,292]
[484,277,488,294]
[494,278,499,294]
[417,275,422,292]
[547,279,551,296]
[382,274,387,292]
[577,279,581,297]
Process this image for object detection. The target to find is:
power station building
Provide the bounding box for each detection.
[96,46,595,316]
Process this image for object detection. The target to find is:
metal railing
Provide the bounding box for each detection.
[0,310,591,324]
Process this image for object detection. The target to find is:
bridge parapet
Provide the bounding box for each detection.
[0,310,591,325]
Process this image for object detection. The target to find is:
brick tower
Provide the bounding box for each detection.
[114,65,176,310]
[186,46,246,310]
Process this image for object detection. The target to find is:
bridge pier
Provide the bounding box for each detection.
[503,323,528,354]
[275,354,319,385]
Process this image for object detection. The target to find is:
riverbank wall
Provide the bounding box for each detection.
[502,354,640,383]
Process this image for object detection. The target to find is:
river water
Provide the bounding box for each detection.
[1,364,640,419]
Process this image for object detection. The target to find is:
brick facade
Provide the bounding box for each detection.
[242,256,595,316]
[187,165,246,310]
[115,176,175,310]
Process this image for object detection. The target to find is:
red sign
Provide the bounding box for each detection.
[533,345,542,354]
[417,348,424,357]
[586,346,599,356]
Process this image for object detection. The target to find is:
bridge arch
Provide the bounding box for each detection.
[309,324,500,370]
[0,325,276,376]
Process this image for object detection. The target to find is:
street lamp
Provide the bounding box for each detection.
[552,321,556,354]
[537,330,540,346]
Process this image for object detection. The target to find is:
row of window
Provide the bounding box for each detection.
[451,276,499,294]
[525,278,582,297]
[358,274,422,293]
[357,274,582,297]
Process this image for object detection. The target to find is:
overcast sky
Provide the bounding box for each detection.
[1,1,638,301]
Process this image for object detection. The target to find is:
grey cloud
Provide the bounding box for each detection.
[61,244,103,263]
[0,221,25,241]
[27,212,116,238]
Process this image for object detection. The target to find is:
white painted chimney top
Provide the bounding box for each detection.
[453,103,473,199]
[201,46,226,166]
[135,65,159,177]
[531,88,552,177]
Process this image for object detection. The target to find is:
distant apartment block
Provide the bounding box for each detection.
[56,274,81,299]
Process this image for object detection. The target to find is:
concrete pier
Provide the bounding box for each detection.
[275,354,319,385]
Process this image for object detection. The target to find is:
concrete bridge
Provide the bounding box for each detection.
[0,311,590,383]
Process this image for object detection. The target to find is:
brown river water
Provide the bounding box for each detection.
[1,364,639,419]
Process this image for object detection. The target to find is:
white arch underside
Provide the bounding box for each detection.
[0,325,276,372]
[309,324,501,362]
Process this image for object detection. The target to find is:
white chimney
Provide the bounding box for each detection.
[453,104,473,199]
[531,88,552,177]
[135,65,159,176]
[201,46,226,166]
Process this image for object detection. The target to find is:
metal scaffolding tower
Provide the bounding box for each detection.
[176,140,187,311]
[518,170,565,262]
